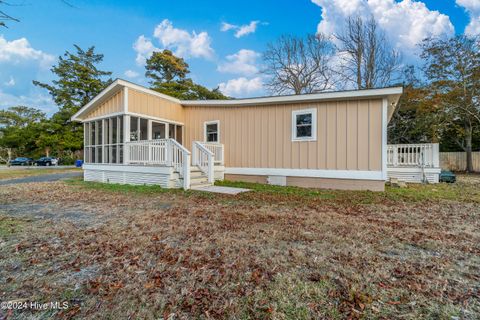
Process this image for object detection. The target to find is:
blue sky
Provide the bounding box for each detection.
[0,0,476,114]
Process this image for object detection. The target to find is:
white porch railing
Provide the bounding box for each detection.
[387,143,439,168]
[170,139,191,189]
[125,139,168,165]
[125,138,190,189]
[192,141,215,183]
[201,142,224,165]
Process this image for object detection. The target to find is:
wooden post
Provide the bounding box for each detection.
[191,142,197,166]
[124,115,130,165]
[432,143,440,168]
[183,152,191,190]
[207,153,214,183]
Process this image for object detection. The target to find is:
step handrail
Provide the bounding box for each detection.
[192,141,214,183]
[169,139,191,190]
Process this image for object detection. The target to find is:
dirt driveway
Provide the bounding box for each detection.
[0,175,479,319]
[0,172,82,186]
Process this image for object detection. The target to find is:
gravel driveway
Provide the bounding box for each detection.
[0,172,82,185]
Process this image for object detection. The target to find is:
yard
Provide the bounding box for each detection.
[0,167,81,181]
[0,175,479,319]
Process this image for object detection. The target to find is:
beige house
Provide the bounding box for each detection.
[71,79,416,191]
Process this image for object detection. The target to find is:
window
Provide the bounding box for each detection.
[292,108,316,141]
[204,121,219,143]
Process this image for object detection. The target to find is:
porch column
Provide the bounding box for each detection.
[432,143,440,168]
[124,115,130,164]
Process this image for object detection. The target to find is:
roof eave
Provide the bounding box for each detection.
[180,87,404,107]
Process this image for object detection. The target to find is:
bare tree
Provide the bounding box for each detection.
[0,0,76,28]
[261,34,335,95]
[0,1,19,27]
[336,16,401,89]
[421,35,480,172]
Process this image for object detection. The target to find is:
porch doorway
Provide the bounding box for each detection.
[151,121,182,144]
[129,117,183,145]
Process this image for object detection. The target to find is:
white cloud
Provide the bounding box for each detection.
[220,22,237,32]
[4,76,15,87]
[217,49,261,76]
[0,35,54,68]
[221,20,264,38]
[235,21,261,38]
[0,89,56,114]
[312,0,455,60]
[457,0,480,36]
[153,19,214,59]
[133,35,159,65]
[218,76,263,97]
[124,70,140,78]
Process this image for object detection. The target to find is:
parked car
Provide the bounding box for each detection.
[35,157,58,166]
[439,170,456,183]
[9,157,35,166]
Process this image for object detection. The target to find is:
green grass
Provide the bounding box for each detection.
[0,216,25,237]
[66,175,480,204]
[217,179,480,204]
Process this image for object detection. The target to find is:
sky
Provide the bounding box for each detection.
[0,0,477,115]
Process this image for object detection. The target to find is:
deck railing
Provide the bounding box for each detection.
[387,143,439,168]
[125,138,190,189]
[201,142,224,165]
[125,139,168,165]
[170,139,191,189]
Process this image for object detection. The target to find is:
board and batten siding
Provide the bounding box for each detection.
[127,89,185,124]
[184,99,383,171]
[82,89,124,121]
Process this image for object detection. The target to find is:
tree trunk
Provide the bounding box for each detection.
[465,124,473,173]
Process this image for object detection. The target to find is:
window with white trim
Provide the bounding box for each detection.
[204,121,219,143]
[292,108,317,141]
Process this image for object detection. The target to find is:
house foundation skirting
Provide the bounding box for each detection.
[224,172,385,191]
[387,167,441,184]
[83,164,181,188]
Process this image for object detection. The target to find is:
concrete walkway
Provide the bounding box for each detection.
[191,185,250,195]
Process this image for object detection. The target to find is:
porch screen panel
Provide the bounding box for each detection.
[152,122,166,139]
[176,125,183,144]
[84,115,124,164]
[140,118,148,140]
[130,117,139,141]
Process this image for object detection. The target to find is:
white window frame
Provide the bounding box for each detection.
[292,108,317,142]
[204,120,220,143]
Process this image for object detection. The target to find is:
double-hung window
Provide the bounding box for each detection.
[204,121,219,143]
[292,108,317,141]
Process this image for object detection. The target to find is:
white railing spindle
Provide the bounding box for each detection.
[387,143,439,168]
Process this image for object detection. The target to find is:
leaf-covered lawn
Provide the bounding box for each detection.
[0,176,479,319]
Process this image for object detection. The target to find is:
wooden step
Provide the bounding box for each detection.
[190,182,213,189]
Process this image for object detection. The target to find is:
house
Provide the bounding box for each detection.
[72,79,438,191]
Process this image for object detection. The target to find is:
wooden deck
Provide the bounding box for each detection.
[387,143,441,183]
